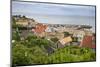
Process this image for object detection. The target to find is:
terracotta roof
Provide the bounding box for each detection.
[80,35,96,49]
[34,23,47,34]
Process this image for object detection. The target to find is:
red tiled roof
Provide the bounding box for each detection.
[34,23,47,34]
[81,35,96,49]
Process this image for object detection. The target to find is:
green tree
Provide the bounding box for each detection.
[51,37,59,43]
[22,15,26,19]
[12,30,20,41]
[47,46,96,63]
[63,32,70,37]
[12,17,16,28]
[12,44,33,65]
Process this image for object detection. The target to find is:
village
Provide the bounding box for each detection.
[12,15,96,65]
[12,15,96,50]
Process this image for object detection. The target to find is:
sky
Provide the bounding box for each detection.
[12,1,95,16]
[12,1,96,32]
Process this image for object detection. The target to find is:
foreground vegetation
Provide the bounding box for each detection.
[12,33,96,65]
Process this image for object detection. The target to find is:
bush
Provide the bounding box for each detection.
[51,37,59,43]
[63,32,70,37]
[47,46,96,63]
[12,31,20,41]
[12,33,96,65]
[12,44,33,65]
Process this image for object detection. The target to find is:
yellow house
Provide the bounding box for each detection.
[16,18,29,26]
[59,36,72,45]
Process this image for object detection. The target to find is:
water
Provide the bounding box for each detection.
[12,13,95,33]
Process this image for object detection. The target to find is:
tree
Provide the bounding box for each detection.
[22,15,26,19]
[51,37,59,43]
[47,46,96,63]
[12,29,20,41]
[12,17,16,28]
[26,35,37,41]
[12,44,33,65]
[63,32,70,37]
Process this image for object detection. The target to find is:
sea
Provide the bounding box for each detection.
[12,13,96,33]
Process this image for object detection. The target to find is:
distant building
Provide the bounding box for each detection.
[45,27,52,32]
[13,15,37,26]
[16,18,29,26]
[45,32,64,40]
[77,25,92,30]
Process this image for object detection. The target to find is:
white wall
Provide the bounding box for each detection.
[0,0,99,67]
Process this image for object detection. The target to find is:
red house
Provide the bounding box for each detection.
[80,35,96,49]
[32,23,47,34]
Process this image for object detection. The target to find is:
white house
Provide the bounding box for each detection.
[73,30,85,42]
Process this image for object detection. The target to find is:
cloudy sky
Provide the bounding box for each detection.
[12,1,96,32]
[12,1,95,16]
